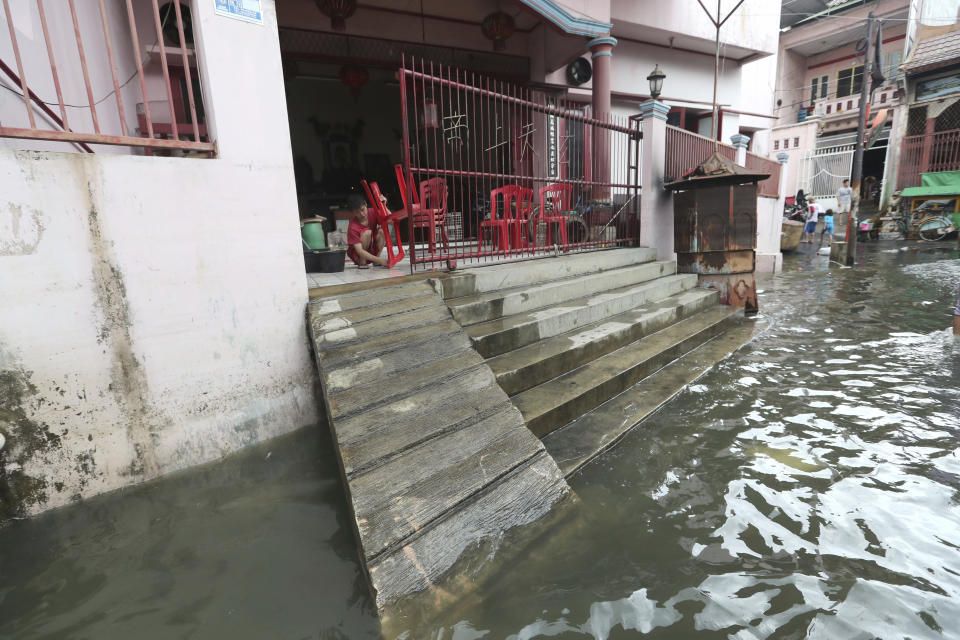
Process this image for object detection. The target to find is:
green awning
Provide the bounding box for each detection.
[901,171,960,197]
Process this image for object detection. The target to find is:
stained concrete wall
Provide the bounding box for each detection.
[0,0,318,520]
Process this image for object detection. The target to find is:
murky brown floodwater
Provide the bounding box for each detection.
[2,241,959,640]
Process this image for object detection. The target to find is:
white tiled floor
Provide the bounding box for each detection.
[306,253,414,288]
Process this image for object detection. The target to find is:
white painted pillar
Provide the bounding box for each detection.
[754,152,789,274]
[638,99,672,260]
[730,134,750,166]
[776,152,790,203]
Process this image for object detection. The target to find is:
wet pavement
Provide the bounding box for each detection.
[1,240,959,639]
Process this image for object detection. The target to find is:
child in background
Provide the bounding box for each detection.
[819,208,834,247]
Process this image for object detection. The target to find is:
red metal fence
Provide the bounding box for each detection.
[397,55,642,269]
[897,128,960,189]
[745,151,781,198]
[0,0,214,155]
[664,126,779,198]
[664,125,736,183]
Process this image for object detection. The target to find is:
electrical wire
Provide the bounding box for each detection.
[0,67,140,108]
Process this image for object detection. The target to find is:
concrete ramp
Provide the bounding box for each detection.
[308,280,569,610]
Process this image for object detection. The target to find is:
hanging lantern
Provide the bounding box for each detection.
[339,64,369,100]
[481,11,515,52]
[316,0,357,32]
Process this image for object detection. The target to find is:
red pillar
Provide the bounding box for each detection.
[919,117,936,180]
[589,36,617,201]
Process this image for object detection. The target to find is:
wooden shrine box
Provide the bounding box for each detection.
[665,153,769,314]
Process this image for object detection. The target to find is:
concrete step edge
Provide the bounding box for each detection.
[363,448,550,565]
[543,314,763,477]
[492,289,720,396]
[314,319,464,370]
[516,307,742,436]
[343,401,519,480]
[436,248,658,298]
[311,305,452,352]
[447,261,678,326]
[470,275,699,358]
[328,360,490,421]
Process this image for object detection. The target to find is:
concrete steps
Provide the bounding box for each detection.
[464,271,698,358]
[448,260,669,327]
[543,316,766,476]
[436,250,754,478]
[513,305,742,437]
[308,282,569,611]
[488,288,720,397]
[435,247,658,299]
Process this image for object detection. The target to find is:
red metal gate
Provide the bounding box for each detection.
[397,55,641,270]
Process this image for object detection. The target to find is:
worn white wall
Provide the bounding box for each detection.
[0,0,317,519]
[610,0,778,56]
[755,196,782,273]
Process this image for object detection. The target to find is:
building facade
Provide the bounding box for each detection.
[767,0,960,212]
[0,0,782,518]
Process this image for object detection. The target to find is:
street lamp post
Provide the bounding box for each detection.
[647,64,665,100]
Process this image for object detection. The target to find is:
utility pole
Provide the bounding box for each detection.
[697,0,746,147]
[837,12,876,266]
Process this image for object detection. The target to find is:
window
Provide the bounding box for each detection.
[837,102,842,112]
[880,92,887,103]
[883,51,902,78]
[783,139,789,149]
[826,104,832,114]
[837,64,864,97]
[810,77,819,104]
[847,100,853,110]
[794,137,800,147]
[774,140,779,150]
[820,75,829,99]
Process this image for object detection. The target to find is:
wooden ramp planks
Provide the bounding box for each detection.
[308,280,569,610]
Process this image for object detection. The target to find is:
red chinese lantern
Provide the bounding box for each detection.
[339,64,369,100]
[481,11,515,52]
[316,0,357,32]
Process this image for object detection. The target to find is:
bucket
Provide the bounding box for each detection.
[301,221,326,250]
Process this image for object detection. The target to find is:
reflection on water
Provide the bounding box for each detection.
[0,428,382,639]
[393,244,960,639]
[1,243,959,639]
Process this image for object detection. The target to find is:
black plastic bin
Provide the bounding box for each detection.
[304,249,346,273]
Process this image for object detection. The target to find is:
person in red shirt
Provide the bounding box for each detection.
[345,193,387,268]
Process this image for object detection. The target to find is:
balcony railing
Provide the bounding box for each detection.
[804,89,898,121]
[897,128,960,189]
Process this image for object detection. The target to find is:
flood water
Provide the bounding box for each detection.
[1,242,959,640]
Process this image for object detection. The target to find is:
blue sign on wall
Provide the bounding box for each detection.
[214,0,263,24]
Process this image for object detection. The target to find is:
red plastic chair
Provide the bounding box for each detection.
[511,186,534,249]
[537,183,572,247]
[395,164,421,217]
[416,177,449,254]
[481,186,518,252]
[361,180,405,268]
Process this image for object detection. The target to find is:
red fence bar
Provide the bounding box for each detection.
[2,0,36,128]
[150,0,179,140]
[35,0,68,130]
[96,0,128,136]
[67,0,100,134]
[173,0,201,142]
[124,0,153,139]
